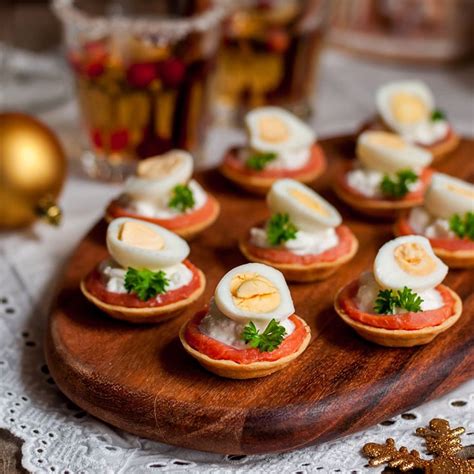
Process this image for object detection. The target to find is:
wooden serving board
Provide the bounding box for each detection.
[45,136,474,455]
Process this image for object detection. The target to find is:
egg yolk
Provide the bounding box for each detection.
[367,131,405,149]
[390,92,429,125]
[137,154,181,179]
[445,183,474,200]
[290,188,329,216]
[394,242,436,276]
[230,273,281,313]
[258,116,290,144]
[119,221,165,250]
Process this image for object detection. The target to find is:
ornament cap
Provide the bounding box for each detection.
[35,195,63,226]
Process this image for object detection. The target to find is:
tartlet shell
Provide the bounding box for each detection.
[105,194,221,240]
[80,269,206,324]
[179,315,312,379]
[393,219,474,269]
[334,285,463,347]
[219,155,325,196]
[238,232,359,282]
[334,179,425,218]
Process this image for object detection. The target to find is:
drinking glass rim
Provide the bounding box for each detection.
[52,0,230,42]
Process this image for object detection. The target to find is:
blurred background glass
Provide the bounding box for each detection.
[329,0,473,63]
[214,0,329,124]
[53,0,226,180]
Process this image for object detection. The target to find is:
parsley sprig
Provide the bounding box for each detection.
[168,184,195,212]
[380,169,418,198]
[449,212,474,240]
[266,213,298,246]
[241,319,287,352]
[374,286,423,315]
[431,109,446,121]
[124,268,169,301]
[246,152,277,171]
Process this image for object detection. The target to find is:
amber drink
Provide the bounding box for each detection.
[54,0,226,179]
[214,0,327,123]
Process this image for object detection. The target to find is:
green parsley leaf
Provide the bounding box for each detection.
[241,319,287,352]
[246,152,277,171]
[168,184,195,212]
[397,287,424,312]
[449,212,474,240]
[431,109,446,121]
[374,287,423,315]
[266,213,298,246]
[380,169,418,198]
[124,268,169,301]
[374,289,397,315]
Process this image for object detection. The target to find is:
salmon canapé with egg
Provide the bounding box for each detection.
[106,150,220,239]
[239,179,358,281]
[220,107,326,195]
[335,235,462,347]
[395,173,474,268]
[81,217,205,323]
[363,80,459,161]
[334,130,434,217]
[180,263,311,379]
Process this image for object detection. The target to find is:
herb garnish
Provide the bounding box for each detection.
[241,319,287,352]
[246,152,277,171]
[168,184,195,212]
[449,212,474,240]
[374,286,423,315]
[380,169,418,198]
[266,213,298,246]
[431,109,446,121]
[124,268,169,301]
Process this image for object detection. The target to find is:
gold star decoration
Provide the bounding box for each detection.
[363,418,474,473]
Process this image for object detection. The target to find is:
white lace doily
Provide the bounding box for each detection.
[1,46,473,474]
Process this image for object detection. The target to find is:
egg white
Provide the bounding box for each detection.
[357,131,432,174]
[374,235,447,292]
[106,217,189,271]
[246,106,315,154]
[424,172,474,220]
[376,80,434,134]
[124,150,193,203]
[267,179,341,232]
[214,263,295,324]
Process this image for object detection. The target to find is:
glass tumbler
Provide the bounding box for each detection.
[213,0,328,124]
[53,0,227,180]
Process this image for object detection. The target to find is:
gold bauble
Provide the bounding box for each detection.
[0,112,66,228]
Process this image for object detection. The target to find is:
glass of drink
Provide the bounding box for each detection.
[213,0,328,124]
[53,0,227,180]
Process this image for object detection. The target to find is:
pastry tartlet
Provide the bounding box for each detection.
[334,131,434,218]
[239,179,358,281]
[106,150,220,239]
[220,107,326,195]
[81,217,205,323]
[361,80,459,162]
[180,263,311,379]
[335,235,462,347]
[395,173,474,268]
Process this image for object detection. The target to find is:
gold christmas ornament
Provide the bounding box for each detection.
[363,418,474,473]
[0,112,66,228]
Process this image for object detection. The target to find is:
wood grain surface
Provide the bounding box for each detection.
[45,136,474,455]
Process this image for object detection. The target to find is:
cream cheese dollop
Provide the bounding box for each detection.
[125,179,207,219]
[249,226,339,256]
[100,259,193,295]
[199,299,295,349]
[346,162,422,198]
[355,271,444,314]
